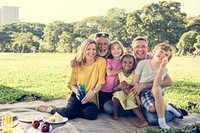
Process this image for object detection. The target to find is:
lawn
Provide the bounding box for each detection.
[0,53,199,114]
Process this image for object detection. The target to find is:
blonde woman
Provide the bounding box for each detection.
[36,39,106,120]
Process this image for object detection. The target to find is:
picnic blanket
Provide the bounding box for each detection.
[0,99,199,133]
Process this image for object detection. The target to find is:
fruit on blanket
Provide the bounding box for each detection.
[43,121,50,127]
[31,120,40,129]
[41,124,50,133]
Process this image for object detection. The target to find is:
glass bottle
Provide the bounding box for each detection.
[2,111,13,133]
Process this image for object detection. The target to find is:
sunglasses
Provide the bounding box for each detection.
[96,32,109,38]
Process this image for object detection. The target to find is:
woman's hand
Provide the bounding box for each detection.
[71,85,81,100]
[81,90,95,104]
[74,89,81,101]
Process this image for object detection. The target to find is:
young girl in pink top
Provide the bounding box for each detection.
[99,40,124,112]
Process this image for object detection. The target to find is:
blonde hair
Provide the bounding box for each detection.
[75,39,98,66]
[152,43,173,61]
[107,40,124,59]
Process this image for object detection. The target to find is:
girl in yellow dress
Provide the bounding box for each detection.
[112,54,148,128]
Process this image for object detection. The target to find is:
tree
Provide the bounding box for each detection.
[176,31,199,55]
[0,22,45,52]
[11,32,34,53]
[43,21,74,52]
[187,16,200,32]
[105,8,129,47]
[193,35,200,55]
[57,31,73,53]
[126,1,187,49]
[127,10,144,40]
[74,16,101,39]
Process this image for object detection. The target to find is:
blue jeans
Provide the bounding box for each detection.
[103,100,178,125]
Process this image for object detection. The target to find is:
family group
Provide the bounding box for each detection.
[36,32,184,130]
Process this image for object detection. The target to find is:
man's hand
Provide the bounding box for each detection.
[70,59,77,68]
[131,83,144,96]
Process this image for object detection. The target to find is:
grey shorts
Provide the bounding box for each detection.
[141,87,165,111]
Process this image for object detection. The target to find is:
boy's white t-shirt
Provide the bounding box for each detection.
[135,60,168,83]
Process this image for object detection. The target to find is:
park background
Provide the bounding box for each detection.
[0,0,199,115]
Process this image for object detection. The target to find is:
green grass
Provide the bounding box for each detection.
[0,53,200,114]
[164,56,200,113]
[0,53,74,103]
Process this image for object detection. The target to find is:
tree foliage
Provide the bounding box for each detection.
[126,1,187,49]
[0,1,199,55]
[186,16,200,32]
[43,21,74,51]
[176,31,199,55]
[193,35,200,55]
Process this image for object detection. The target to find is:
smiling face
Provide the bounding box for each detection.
[132,40,148,60]
[121,56,135,73]
[152,43,173,63]
[96,37,109,57]
[84,43,97,61]
[110,43,123,59]
[153,48,172,63]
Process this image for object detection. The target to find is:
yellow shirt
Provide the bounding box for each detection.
[68,57,106,105]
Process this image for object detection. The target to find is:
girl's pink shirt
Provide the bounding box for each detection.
[101,59,122,92]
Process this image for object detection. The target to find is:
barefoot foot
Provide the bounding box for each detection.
[138,120,148,128]
[35,105,54,113]
[132,120,148,128]
[112,115,119,120]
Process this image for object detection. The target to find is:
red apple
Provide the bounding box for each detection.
[41,124,50,133]
[31,120,40,129]
[43,121,50,127]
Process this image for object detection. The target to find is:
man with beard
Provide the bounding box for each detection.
[104,36,184,126]
[95,32,110,58]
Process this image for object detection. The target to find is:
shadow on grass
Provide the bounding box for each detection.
[0,85,42,104]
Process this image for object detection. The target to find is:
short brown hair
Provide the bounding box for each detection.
[132,36,147,45]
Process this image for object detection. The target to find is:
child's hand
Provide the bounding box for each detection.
[123,88,130,95]
[120,81,127,90]
[160,57,168,68]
